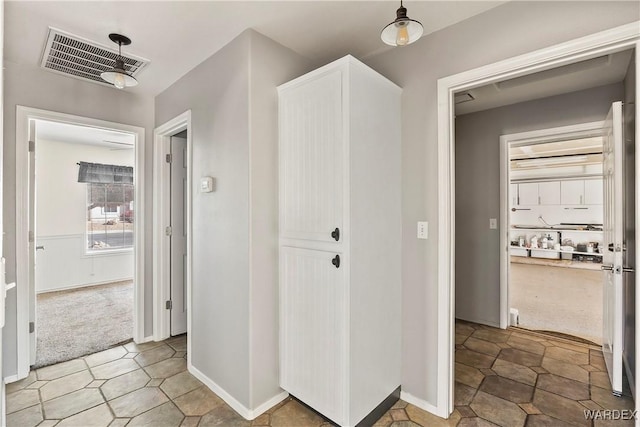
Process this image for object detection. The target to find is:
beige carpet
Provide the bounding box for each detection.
[35,280,133,368]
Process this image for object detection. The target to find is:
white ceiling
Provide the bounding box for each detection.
[4,1,504,97]
[36,120,135,149]
[456,49,634,115]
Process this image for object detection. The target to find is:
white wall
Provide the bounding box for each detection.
[2,57,154,377]
[34,139,133,293]
[363,1,639,406]
[155,29,311,412]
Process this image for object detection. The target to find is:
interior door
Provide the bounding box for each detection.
[602,101,624,395]
[170,136,188,336]
[28,120,37,365]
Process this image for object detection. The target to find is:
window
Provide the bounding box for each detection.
[79,162,134,251]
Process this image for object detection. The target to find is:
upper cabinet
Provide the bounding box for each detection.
[560,180,584,205]
[584,178,604,205]
[516,182,560,205]
[513,178,603,206]
[538,182,561,205]
[279,70,344,243]
[560,178,603,205]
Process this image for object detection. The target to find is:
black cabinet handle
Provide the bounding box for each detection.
[332,255,340,268]
[331,228,340,241]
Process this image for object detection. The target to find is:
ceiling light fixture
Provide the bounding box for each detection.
[101,33,138,89]
[381,0,424,47]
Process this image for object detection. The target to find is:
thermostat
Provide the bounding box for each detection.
[200,176,215,193]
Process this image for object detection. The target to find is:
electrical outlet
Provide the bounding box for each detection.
[417,221,428,239]
[489,218,497,229]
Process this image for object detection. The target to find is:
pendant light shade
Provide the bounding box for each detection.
[381,1,423,47]
[101,34,138,89]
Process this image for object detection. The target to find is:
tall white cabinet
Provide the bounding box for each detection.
[278,55,402,426]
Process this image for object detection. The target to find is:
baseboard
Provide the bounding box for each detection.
[623,351,636,399]
[36,278,133,294]
[400,391,446,419]
[3,375,18,384]
[455,315,501,329]
[188,363,288,420]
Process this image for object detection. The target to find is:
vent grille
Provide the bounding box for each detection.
[41,28,149,87]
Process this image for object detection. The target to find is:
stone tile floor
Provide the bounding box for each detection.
[6,322,636,426]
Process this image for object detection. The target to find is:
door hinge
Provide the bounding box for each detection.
[28,140,35,152]
[29,231,34,243]
[166,300,172,310]
[29,321,35,333]
[165,226,172,236]
[166,154,172,163]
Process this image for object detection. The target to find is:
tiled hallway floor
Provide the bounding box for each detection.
[6,322,636,426]
[454,320,634,426]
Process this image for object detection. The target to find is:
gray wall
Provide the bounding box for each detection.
[2,60,155,377]
[364,0,639,405]
[623,51,636,387]
[154,29,310,410]
[454,83,624,327]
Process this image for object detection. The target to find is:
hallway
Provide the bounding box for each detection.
[6,321,637,426]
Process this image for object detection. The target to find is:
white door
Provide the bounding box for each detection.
[602,101,624,395]
[279,70,344,243]
[510,184,518,207]
[170,136,188,336]
[28,120,37,365]
[280,246,346,425]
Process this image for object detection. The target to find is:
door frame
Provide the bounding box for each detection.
[152,111,192,353]
[499,120,605,328]
[15,106,146,380]
[436,22,640,418]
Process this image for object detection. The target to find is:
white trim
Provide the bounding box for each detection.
[15,106,146,380]
[635,40,640,416]
[188,363,288,420]
[152,111,192,355]
[35,278,133,295]
[400,391,439,417]
[499,121,605,331]
[2,376,17,385]
[437,22,640,418]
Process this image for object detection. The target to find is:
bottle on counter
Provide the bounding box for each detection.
[531,235,538,248]
[541,235,548,249]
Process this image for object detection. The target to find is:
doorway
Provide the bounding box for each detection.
[14,107,146,380]
[503,127,606,346]
[153,111,192,358]
[437,25,640,419]
[32,120,136,367]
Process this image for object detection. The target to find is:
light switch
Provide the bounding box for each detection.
[489,218,497,229]
[417,221,428,239]
[200,177,215,193]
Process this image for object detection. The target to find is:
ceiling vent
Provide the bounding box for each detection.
[40,28,149,87]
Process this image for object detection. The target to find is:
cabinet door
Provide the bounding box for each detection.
[584,178,604,204]
[510,184,519,207]
[538,181,561,205]
[280,71,344,243]
[280,247,346,424]
[518,183,539,205]
[561,180,584,205]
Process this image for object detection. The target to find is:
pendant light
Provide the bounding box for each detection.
[381,0,424,47]
[101,33,138,89]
